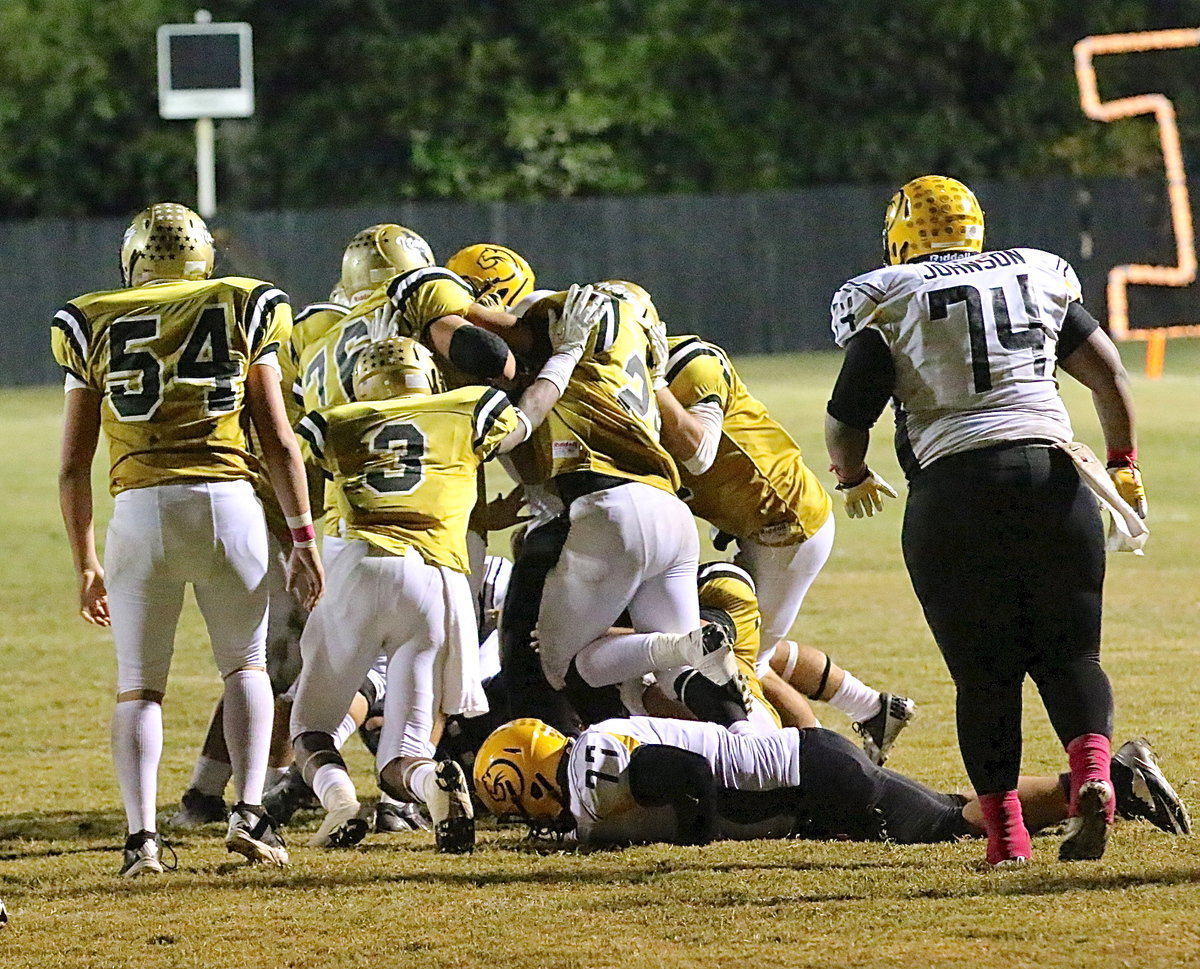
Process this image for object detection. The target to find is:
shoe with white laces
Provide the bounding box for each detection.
[1059,780,1113,861]
[853,694,916,766]
[118,830,166,878]
[423,760,474,854]
[309,799,369,848]
[685,622,738,687]
[1111,737,1191,835]
[166,787,227,829]
[226,803,289,866]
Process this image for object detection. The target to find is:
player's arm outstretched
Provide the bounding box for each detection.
[245,364,326,608]
[494,284,609,454]
[57,386,108,626]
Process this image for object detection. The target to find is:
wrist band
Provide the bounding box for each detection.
[285,512,313,529]
[834,466,870,490]
[1106,447,1137,468]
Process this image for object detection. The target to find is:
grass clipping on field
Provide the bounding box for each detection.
[2,344,1200,969]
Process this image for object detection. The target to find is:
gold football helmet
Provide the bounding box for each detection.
[340,224,435,302]
[351,336,442,401]
[593,279,660,329]
[883,175,984,266]
[120,202,215,287]
[446,244,535,309]
[473,718,569,822]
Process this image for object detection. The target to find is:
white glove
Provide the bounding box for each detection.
[647,318,669,390]
[548,284,608,359]
[836,468,898,519]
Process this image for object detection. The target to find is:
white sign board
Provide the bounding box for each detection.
[157,21,254,120]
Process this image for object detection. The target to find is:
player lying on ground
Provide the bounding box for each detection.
[474,717,1189,850]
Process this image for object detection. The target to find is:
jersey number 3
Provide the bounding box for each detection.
[927,273,1047,394]
[364,421,428,496]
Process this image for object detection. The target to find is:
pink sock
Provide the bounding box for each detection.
[978,790,1032,865]
[1065,733,1114,822]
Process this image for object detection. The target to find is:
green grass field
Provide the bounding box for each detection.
[2,344,1199,969]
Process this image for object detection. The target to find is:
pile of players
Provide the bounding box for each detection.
[52,175,1190,884]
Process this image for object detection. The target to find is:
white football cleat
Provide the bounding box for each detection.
[308,799,369,848]
[424,760,475,854]
[119,830,166,878]
[226,804,289,866]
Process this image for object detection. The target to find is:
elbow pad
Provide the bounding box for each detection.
[681,399,724,475]
[447,324,511,379]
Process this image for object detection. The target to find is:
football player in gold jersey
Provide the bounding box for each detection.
[287,286,609,852]
[497,290,745,730]
[53,203,324,876]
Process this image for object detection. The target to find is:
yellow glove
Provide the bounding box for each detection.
[836,468,898,519]
[1107,463,1147,519]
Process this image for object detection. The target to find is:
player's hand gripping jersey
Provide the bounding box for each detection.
[296,386,519,572]
[518,293,679,494]
[51,277,291,494]
[830,248,1078,472]
[666,336,830,543]
[295,265,476,415]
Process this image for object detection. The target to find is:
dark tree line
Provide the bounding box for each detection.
[2,0,1199,217]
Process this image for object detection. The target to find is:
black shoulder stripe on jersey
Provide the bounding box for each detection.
[473,387,512,449]
[696,561,756,594]
[691,393,723,408]
[296,411,328,459]
[666,343,721,385]
[60,364,87,384]
[593,297,621,353]
[388,267,472,318]
[847,279,887,302]
[247,285,289,353]
[294,301,345,324]
[255,340,281,360]
[52,304,91,362]
[291,380,304,407]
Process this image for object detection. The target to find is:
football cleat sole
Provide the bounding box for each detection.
[1059,781,1112,862]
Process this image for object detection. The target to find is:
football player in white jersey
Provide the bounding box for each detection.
[53,203,324,875]
[825,175,1147,865]
[472,718,1187,848]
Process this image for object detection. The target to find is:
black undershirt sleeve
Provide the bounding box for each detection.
[1056,300,1101,362]
[626,745,718,846]
[826,328,895,430]
[447,323,511,379]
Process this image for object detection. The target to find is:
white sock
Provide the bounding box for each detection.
[829,672,882,723]
[189,754,232,797]
[379,791,403,806]
[111,700,163,834]
[311,762,358,811]
[408,761,438,808]
[331,711,358,750]
[577,630,699,687]
[222,669,274,806]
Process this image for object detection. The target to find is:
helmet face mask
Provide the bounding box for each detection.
[340,224,435,302]
[351,336,442,401]
[446,244,535,310]
[473,718,569,825]
[593,279,660,329]
[120,203,214,287]
[883,175,984,266]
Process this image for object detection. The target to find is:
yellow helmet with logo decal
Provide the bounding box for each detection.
[340,224,435,302]
[473,718,569,822]
[120,202,215,287]
[351,336,442,401]
[446,243,536,309]
[883,175,984,266]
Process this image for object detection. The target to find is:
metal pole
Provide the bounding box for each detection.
[195,116,215,217]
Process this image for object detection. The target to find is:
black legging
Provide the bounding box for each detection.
[902,443,1112,795]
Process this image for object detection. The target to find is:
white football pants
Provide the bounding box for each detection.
[538,483,700,690]
[105,480,270,695]
[734,514,835,673]
[290,541,479,765]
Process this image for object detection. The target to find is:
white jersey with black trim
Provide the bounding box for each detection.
[566,717,801,845]
[830,247,1078,470]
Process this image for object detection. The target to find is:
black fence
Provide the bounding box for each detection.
[4,176,1194,386]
